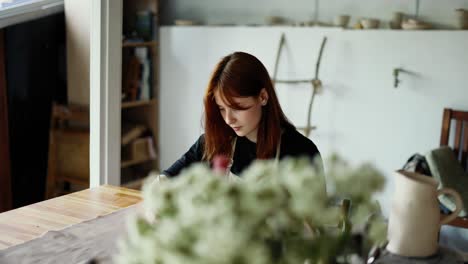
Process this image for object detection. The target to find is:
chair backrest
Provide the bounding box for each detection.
[440,108,468,171]
[46,103,89,199]
[438,108,468,229]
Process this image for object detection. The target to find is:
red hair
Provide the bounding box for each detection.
[203,52,294,161]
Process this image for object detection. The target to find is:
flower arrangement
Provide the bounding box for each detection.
[116,156,386,264]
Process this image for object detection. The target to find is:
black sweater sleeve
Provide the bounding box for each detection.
[162,135,205,177]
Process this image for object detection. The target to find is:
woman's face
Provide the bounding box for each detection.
[214,89,268,143]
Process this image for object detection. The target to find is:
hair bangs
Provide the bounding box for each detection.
[215,82,251,111]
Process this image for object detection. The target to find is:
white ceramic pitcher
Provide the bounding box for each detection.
[386,170,463,257]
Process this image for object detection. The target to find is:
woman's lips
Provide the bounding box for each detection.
[232,126,241,131]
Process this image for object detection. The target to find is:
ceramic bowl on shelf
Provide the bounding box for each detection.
[360,18,379,29]
[174,19,199,26]
[401,19,432,30]
[265,16,288,26]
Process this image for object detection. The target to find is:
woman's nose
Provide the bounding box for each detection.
[225,109,236,124]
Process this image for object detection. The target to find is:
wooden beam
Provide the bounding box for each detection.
[0,29,12,212]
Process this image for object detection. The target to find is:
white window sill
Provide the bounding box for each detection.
[0,0,63,28]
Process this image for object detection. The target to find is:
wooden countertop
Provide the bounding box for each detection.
[0,185,142,250]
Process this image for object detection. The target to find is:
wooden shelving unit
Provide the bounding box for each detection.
[123,41,157,48]
[121,98,156,109]
[121,157,154,169]
[120,0,159,187]
[122,177,146,190]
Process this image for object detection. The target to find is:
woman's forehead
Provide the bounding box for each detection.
[214,91,254,105]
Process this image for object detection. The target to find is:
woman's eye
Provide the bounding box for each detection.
[239,105,253,110]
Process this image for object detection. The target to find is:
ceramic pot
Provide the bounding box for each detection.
[334,15,350,28]
[390,12,403,29]
[455,9,468,29]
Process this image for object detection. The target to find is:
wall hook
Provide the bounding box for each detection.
[393,67,420,88]
[393,68,404,88]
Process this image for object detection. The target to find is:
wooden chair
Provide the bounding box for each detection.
[439,107,468,228]
[45,103,90,199]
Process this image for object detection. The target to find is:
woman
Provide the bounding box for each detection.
[162,51,322,177]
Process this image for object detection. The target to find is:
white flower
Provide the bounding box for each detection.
[117,155,386,263]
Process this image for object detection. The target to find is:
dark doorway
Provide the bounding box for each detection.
[0,30,12,213]
[5,12,67,208]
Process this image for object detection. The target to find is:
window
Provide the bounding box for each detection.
[0,0,63,28]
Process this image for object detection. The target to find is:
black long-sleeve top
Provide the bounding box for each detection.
[163,127,322,177]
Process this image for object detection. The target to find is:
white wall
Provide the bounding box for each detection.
[65,0,90,105]
[161,0,468,29]
[159,26,468,214]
